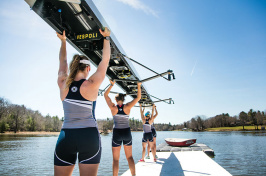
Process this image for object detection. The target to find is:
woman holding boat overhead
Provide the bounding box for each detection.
[146,106,158,160]
[139,104,158,162]
[54,27,110,176]
[104,80,141,176]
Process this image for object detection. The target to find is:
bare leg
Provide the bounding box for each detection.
[54,165,75,176]
[124,145,135,175]
[141,142,147,160]
[149,141,156,160]
[79,163,99,176]
[147,142,151,157]
[112,146,122,176]
[153,137,157,157]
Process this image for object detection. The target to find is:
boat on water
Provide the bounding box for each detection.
[165,138,197,147]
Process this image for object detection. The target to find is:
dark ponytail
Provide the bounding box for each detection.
[115,93,126,102]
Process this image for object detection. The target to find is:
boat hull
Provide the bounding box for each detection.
[165,138,197,147]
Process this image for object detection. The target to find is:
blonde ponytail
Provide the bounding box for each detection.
[66,54,90,88]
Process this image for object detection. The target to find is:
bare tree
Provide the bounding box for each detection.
[196,116,203,131]
[0,97,9,119]
[190,118,198,131]
[9,105,26,133]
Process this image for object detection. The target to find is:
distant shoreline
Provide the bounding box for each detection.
[1,126,265,135]
[0,131,60,135]
[205,126,265,132]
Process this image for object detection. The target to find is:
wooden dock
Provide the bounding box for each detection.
[122,143,232,176]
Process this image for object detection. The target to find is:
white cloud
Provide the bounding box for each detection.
[115,0,158,17]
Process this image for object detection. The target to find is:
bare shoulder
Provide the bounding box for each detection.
[124,103,129,108]
[142,119,146,124]
[123,104,131,113]
[80,79,98,101]
[87,76,94,83]
[111,106,119,114]
[124,103,132,109]
[82,79,93,86]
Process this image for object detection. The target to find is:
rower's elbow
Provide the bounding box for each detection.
[137,96,141,101]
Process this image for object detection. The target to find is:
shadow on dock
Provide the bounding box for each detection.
[158,152,184,176]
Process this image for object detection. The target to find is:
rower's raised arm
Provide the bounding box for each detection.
[140,104,145,121]
[88,27,111,88]
[104,80,116,110]
[154,106,158,118]
[57,31,68,89]
[151,105,158,122]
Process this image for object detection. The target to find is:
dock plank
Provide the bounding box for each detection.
[122,151,232,176]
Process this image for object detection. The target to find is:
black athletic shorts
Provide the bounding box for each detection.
[151,128,157,138]
[112,127,132,147]
[142,132,154,143]
[54,127,101,166]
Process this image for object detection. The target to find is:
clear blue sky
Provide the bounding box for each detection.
[0,0,265,124]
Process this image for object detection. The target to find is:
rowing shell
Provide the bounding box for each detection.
[24,0,174,106]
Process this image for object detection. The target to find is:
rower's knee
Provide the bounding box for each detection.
[113,158,119,163]
[126,156,133,161]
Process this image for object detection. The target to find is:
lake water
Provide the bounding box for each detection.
[0,131,266,176]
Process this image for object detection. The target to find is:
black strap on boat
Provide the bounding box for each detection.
[98,84,111,95]
[140,71,171,83]
[112,70,173,83]
[135,98,174,107]
[98,88,121,96]
[98,85,174,105]
[149,94,169,104]
[153,98,174,104]
[121,54,174,81]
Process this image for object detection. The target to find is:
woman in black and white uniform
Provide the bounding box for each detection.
[146,106,158,159]
[54,28,110,176]
[139,104,158,162]
[104,80,141,176]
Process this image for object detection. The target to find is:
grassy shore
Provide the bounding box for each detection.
[206,126,265,131]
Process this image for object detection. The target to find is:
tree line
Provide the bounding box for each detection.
[0,97,175,133]
[1,97,265,133]
[178,109,266,131]
[97,109,266,133]
[0,97,62,133]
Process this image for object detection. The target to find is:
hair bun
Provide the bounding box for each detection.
[116,93,126,102]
